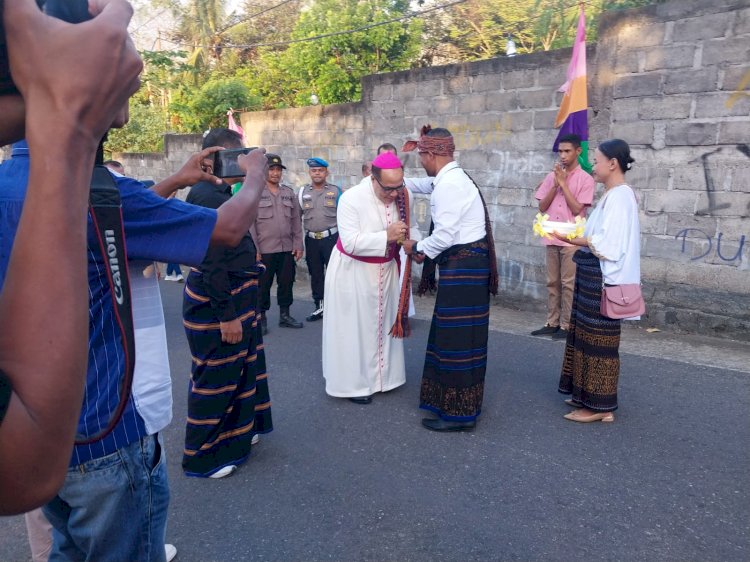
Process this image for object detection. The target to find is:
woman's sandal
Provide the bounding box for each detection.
[564,399,582,408]
[563,411,615,423]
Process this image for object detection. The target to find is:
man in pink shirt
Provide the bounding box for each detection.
[532,134,595,339]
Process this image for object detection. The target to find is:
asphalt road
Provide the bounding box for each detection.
[1,281,748,561]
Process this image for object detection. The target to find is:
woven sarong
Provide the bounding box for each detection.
[419,240,491,421]
[182,267,272,477]
[558,250,620,412]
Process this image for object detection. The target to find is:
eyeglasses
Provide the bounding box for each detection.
[374,177,405,193]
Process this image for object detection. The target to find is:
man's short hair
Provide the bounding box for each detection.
[376,143,398,155]
[425,127,452,139]
[103,160,123,169]
[202,128,243,150]
[557,134,582,149]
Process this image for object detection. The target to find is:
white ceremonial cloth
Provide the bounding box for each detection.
[322,178,420,397]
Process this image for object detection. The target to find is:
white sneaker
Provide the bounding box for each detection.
[164,274,175,281]
[251,434,260,445]
[165,544,177,562]
[175,274,184,282]
[209,465,237,479]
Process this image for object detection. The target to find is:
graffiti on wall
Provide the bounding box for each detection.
[725,69,750,110]
[675,229,746,262]
[492,150,552,178]
[690,144,750,216]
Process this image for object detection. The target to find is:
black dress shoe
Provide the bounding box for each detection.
[279,312,303,328]
[348,396,372,404]
[421,418,475,432]
[531,324,559,336]
[551,328,569,340]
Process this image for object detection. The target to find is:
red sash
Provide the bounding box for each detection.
[335,237,398,264]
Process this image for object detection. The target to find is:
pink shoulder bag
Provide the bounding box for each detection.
[599,186,645,320]
[600,284,645,319]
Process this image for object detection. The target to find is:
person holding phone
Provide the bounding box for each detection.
[182,128,273,479]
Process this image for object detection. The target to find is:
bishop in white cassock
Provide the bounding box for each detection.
[322,153,420,403]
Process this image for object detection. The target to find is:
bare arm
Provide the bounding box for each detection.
[150,146,223,198]
[211,149,268,247]
[0,0,142,515]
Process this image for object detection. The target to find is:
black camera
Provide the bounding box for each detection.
[0,1,91,95]
[213,148,255,179]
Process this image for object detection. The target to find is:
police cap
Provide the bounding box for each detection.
[306,157,329,168]
[266,153,286,169]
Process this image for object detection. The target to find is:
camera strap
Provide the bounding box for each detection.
[75,166,136,445]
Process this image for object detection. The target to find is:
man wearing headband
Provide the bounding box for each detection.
[321,152,420,404]
[401,125,499,432]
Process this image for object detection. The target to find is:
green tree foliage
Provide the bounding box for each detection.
[107,0,669,152]
[253,0,422,107]
[106,103,169,155]
[171,0,228,75]
[420,0,669,64]
[172,77,263,131]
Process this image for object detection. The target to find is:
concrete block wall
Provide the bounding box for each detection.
[92,0,748,339]
[113,134,204,200]
[591,0,750,338]
[239,103,365,191]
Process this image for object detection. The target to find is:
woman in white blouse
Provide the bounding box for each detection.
[552,139,640,423]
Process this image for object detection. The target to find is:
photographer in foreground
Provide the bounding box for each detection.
[0,0,142,515]
[1,6,270,562]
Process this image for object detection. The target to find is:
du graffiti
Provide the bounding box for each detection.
[675,229,746,262]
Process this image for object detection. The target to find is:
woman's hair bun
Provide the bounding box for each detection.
[599,139,634,174]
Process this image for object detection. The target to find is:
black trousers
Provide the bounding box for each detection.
[304,233,338,302]
[259,252,296,312]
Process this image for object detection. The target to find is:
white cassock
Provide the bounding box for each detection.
[322,178,420,397]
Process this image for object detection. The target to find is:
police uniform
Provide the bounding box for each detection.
[299,157,341,321]
[250,154,304,330]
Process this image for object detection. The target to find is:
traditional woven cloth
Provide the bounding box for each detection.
[419,240,491,421]
[401,124,456,156]
[558,250,621,411]
[182,268,272,477]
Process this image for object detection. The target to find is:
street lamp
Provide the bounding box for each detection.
[506,36,517,57]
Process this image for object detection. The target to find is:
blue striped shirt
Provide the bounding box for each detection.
[0,142,217,466]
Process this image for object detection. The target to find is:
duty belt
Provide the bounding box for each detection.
[307,227,338,240]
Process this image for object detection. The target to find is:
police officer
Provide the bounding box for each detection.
[299,157,341,322]
[250,154,304,333]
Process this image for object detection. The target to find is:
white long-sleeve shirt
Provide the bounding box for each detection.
[583,183,641,285]
[412,162,486,259]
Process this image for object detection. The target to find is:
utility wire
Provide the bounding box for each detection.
[156,0,592,52]
[159,0,471,50]
[219,0,300,34]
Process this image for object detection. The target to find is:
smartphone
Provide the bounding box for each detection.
[213,148,253,179]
